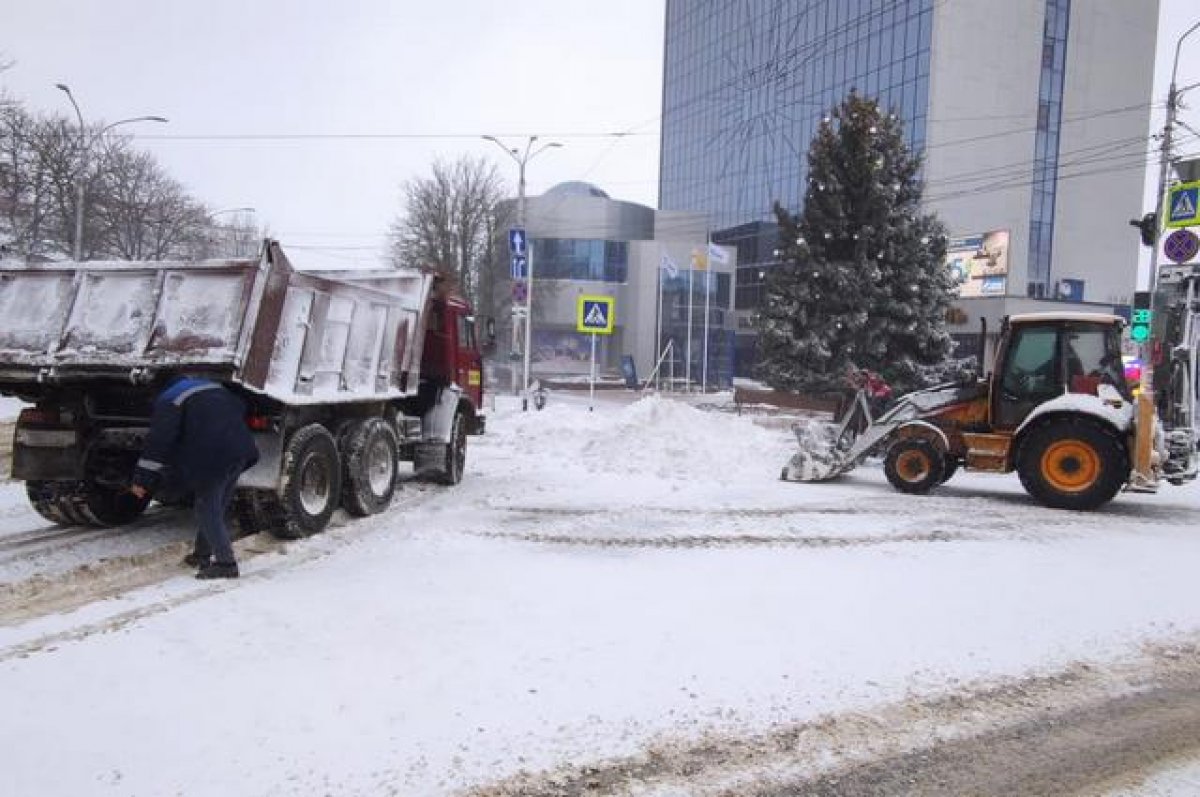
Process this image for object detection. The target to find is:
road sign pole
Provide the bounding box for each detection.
[589,332,596,412]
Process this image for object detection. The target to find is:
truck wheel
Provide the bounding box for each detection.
[1016,418,1127,510]
[26,480,80,526]
[274,423,342,539]
[340,418,398,516]
[76,481,150,526]
[884,438,944,494]
[436,411,467,486]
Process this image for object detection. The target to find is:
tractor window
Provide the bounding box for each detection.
[1065,323,1128,398]
[1002,326,1059,398]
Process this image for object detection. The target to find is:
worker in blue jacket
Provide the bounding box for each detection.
[129,375,259,579]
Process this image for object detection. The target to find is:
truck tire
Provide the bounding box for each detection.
[883,438,944,494]
[1016,418,1127,510]
[271,423,342,539]
[340,418,398,517]
[436,410,467,486]
[76,481,150,526]
[26,480,81,526]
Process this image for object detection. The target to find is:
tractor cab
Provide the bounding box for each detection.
[992,313,1129,430]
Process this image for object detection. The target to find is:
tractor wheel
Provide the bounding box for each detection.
[1016,418,1127,510]
[883,438,945,494]
[939,460,960,484]
[340,418,399,517]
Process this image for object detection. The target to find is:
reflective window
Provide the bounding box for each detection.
[532,239,628,283]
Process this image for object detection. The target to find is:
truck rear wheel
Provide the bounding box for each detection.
[26,480,81,526]
[1016,418,1127,510]
[340,418,398,516]
[77,481,150,526]
[883,438,944,494]
[272,423,342,539]
[436,410,467,486]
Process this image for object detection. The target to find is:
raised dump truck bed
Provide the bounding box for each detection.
[0,241,485,537]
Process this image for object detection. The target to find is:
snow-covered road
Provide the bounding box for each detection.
[1,391,1199,795]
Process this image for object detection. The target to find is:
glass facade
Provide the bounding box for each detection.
[1026,0,1070,296]
[660,0,934,230]
[532,238,628,283]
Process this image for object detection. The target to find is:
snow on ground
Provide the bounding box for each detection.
[0,396,26,421]
[1,390,1199,795]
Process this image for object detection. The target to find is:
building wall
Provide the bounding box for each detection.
[508,185,735,386]
[660,0,935,228]
[1051,0,1157,306]
[923,0,1045,293]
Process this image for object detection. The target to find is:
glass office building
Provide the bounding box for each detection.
[660,0,1157,375]
[661,0,933,230]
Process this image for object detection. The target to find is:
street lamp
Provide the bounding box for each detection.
[482,134,562,410]
[56,83,168,261]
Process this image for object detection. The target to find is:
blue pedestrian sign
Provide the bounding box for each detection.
[511,255,527,279]
[576,295,615,335]
[1166,181,1200,228]
[508,227,527,255]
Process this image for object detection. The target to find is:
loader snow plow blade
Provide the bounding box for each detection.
[781,420,850,482]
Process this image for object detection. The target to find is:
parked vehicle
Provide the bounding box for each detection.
[0,241,485,537]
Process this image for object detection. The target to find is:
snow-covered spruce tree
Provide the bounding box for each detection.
[756,91,956,395]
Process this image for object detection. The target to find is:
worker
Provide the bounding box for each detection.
[129,375,259,579]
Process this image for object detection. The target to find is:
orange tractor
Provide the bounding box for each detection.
[784,308,1199,510]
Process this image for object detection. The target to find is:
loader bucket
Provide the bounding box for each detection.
[781,419,851,482]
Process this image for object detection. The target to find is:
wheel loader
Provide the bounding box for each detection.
[783,272,1200,509]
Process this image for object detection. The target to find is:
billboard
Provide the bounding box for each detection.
[946,230,1009,298]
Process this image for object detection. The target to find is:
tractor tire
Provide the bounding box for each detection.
[883,438,945,494]
[939,460,960,484]
[267,424,342,539]
[340,418,399,517]
[1016,418,1127,510]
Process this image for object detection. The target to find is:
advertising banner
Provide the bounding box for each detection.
[947,230,1009,297]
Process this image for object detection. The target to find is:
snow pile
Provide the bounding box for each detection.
[491,394,794,484]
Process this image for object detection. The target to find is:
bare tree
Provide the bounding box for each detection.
[90,141,210,260]
[389,155,505,311]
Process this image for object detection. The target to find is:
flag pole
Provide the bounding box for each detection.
[685,255,693,390]
[702,236,711,393]
[656,248,665,391]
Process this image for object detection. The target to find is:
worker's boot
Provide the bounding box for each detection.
[182,551,209,568]
[196,561,239,580]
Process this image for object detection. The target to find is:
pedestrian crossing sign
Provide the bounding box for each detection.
[1166,181,1200,228]
[576,295,615,334]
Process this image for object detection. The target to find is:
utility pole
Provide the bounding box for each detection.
[1133,20,1200,487]
[55,83,167,261]
[482,135,562,410]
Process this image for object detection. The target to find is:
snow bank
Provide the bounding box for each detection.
[491,394,795,484]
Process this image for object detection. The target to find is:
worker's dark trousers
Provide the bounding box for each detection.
[191,462,245,565]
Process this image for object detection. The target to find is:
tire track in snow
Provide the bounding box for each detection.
[460,642,1200,797]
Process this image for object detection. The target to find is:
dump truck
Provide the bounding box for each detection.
[0,240,486,537]
[783,269,1200,510]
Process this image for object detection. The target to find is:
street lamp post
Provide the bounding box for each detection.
[206,207,257,257]
[56,83,167,261]
[482,134,562,410]
[1134,20,1200,487]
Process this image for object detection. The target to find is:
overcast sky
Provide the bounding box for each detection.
[2,1,1197,270]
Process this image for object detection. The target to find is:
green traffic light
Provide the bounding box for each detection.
[1130,325,1151,343]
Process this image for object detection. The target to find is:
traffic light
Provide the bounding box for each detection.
[1130,291,1153,343]
[1129,212,1159,247]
